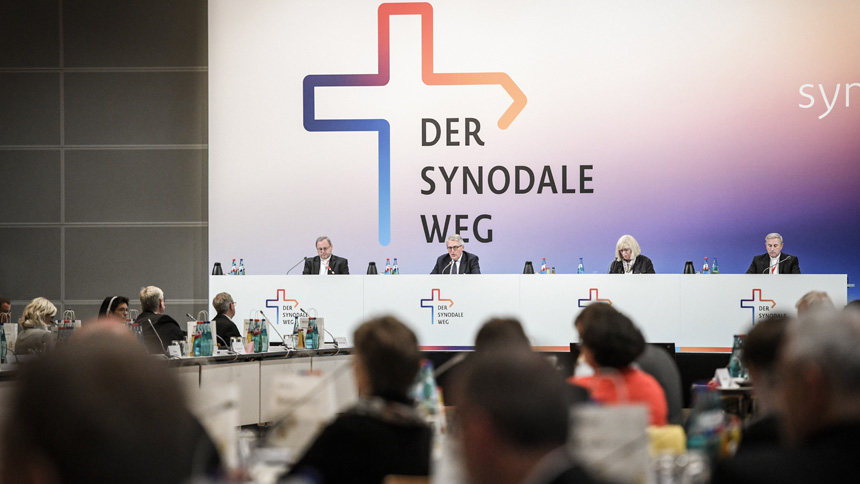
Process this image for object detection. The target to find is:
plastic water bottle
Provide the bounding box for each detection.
[0,324,6,362]
[261,319,269,352]
[392,258,399,275]
[577,257,584,274]
[384,258,392,275]
[229,258,237,275]
[702,257,710,274]
[540,257,548,274]
[238,258,245,275]
[712,257,719,274]
[193,322,203,356]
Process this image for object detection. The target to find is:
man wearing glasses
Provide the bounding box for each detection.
[431,234,481,274]
[303,236,350,275]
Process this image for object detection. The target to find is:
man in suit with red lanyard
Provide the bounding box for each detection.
[746,233,801,274]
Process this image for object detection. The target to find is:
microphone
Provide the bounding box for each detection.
[434,353,467,378]
[443,259,454,274]
[147,318,166,355]
[762,255,792,274]
[216,334,235,354]
[186,313,196,321]
[323,328,339,350]
[287,257,307,275]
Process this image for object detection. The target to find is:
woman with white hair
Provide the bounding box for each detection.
[17,297,57,354]
[608,234,656,274]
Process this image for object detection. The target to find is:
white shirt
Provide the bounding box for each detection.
[319,257,331,275]
[769,255,780,274]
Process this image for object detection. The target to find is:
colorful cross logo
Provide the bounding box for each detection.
[303,2,527,246]
[420,288,454,325]
[265,289,300,327]
[740,288,776,326]
[577,288,612,308]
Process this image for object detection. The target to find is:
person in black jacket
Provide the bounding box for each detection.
[746,233,801,274]
[302,236,350,275]
[135,285,185,354]
[211,292,242,348]
[431,234,481,274]
[283,316,431,484]
[608,234,655,274]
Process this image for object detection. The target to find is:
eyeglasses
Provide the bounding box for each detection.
[317,246,332,252]
[447,245,463,251]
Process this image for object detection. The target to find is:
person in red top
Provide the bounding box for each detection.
[568,303,668,426]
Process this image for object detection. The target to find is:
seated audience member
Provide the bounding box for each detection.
[211,292,242,348]
[1,329,222,484]
[283,316,432,484]
[608,234,655,274]
[712,310,860,484]
[474,317,531,353]
[568,303,668,426]
[845,299,860,311]
[795,290,834,315]
[0,296,11,320]
[17,297,57,355]
[734,316,790,455]
[97,295,130,322]
[134,286,185,354]
[453,349,605,484]
[746,233,801,274]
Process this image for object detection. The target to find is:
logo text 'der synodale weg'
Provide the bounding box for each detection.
[303,2,527,246]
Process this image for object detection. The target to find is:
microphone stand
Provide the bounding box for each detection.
[287,257,307,275]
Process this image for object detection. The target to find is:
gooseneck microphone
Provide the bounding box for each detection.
[443,259,454,274]
[147,318,166,355]
[762,255,792,274]
[287,257,307,275]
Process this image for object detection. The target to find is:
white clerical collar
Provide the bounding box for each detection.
[770,254,780,274]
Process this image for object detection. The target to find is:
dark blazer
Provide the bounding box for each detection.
[746,253,800,274]
[430,251,481,274]
[302,254,349,275]
[213,313,242,348]
[711,422,860,484]
[135,310,185,354]
[608,255,655,274]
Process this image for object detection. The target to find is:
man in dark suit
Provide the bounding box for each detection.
[212,292,241,348]
[431,234,481,274]
[134,285,185,354]
[746,233,801,274]
[711,310,860,484]
[302,236,349,275]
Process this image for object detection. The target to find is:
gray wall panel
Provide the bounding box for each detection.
[0,228,62,300]
[64,0,207,68]
[0,150,61,223]
[0,0,60,68]
[64,72,208,145]
[64,226,206,301]
[0,73,61,145]
[65,149,207,222]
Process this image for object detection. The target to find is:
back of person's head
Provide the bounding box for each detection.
[474,317,530,353]
[139,286,163,312]
[785,309,860,403]
[353,315,421,400]
[576,303,645,369]
[212,292,233,315]
[743,317,790,374]
[456,349,569,450]
[98,295,129,318]
[1,332,213,484]
[844,299,860,312]
[795,290,834,315]
[18,297,57,328]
